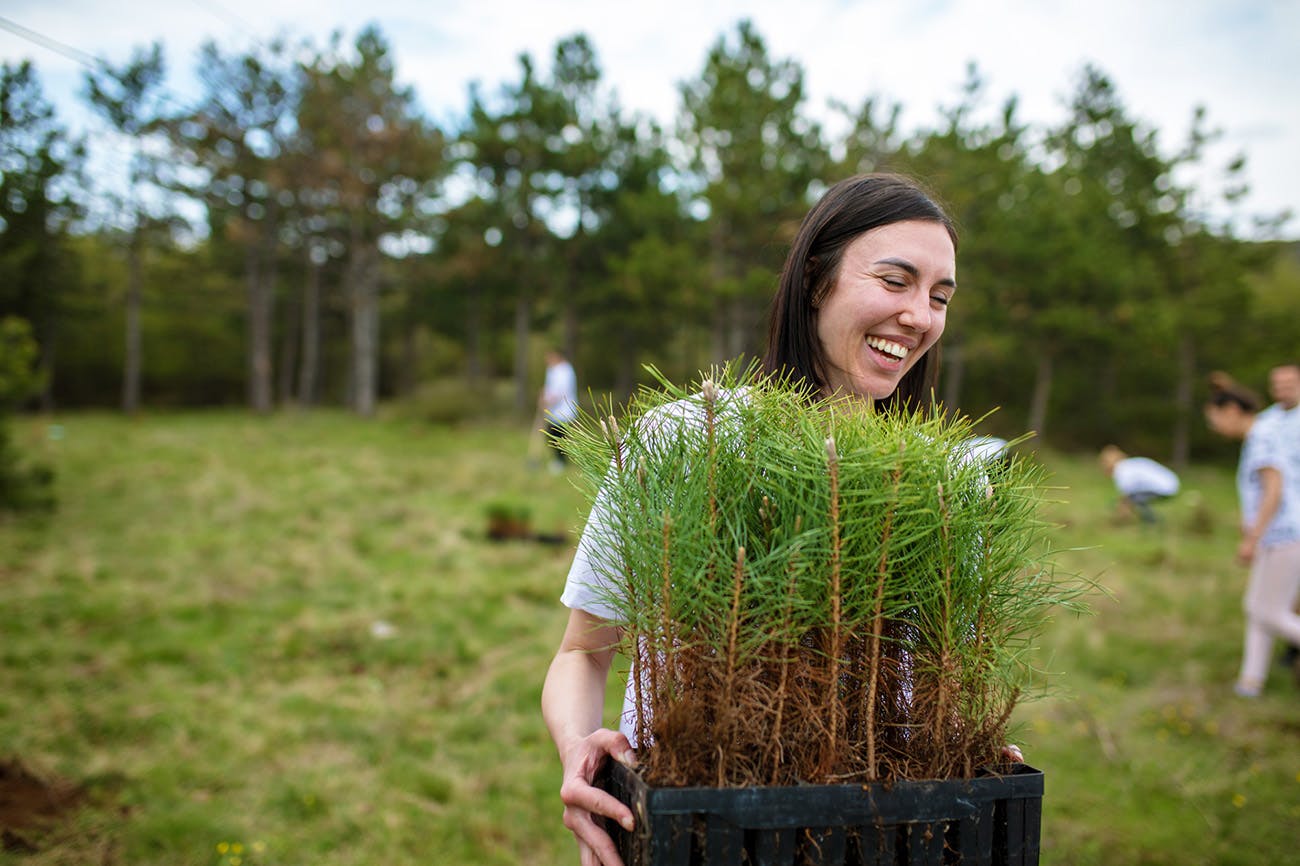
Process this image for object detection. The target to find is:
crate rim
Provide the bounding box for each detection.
[609,761,1044,827]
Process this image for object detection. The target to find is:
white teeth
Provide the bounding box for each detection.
[866,336,909,359]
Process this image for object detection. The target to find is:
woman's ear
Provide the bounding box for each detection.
[806,257,822,308]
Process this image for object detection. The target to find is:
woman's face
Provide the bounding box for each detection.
[815,220,956,401]
[1204,403,1246,439]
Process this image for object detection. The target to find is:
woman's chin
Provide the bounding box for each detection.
[824,369,902,402]
[862,376,901,401]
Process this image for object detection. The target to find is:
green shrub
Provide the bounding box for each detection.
[400,378,489,426]
[0,317,54,513]
[0,424,55,512]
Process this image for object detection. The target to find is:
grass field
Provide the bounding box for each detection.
[1,409,1297,865]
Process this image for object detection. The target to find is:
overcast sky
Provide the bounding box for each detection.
[2,0,1297,238]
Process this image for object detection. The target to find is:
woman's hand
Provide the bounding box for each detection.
[543,609,628,865]
[559,728,637,866]
[1000,744,1024,763]
[1236,530,1259,565]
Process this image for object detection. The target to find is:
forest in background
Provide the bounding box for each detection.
[2,17,1298,461]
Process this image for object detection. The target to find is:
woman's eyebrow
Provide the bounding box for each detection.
[874,257,957,289]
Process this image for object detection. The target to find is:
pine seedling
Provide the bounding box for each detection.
[563,363,1080,787]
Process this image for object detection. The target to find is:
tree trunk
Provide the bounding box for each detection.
[246,243,274,414]
[615,325,637,402]
[277,265,300,405]
[466,279,482,384]
[711,297,729,366]
[563,222,581,363]
[1097,357,1118,442]
[396,321,418,398]
[940,339,965,413]
[563,297,578,370]
[121,223,143,415]
[727,296,752,363]
[348,240,379,417]
[709,228,730,364]
[513,292,531,414]
[1171,332,1195,470]
[1027,352,1054,440]
[297,252,321,406]
[36,330,55,413]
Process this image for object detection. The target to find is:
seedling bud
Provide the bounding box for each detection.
[701,379,718,404]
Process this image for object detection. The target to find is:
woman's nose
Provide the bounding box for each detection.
[898,291,932,332]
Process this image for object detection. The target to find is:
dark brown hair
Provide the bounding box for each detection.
[1206,371,1262,413]
[762,173,958,413]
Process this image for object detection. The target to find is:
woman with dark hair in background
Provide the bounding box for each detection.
[1204,372,1300,697]
[1258,362,1300,666]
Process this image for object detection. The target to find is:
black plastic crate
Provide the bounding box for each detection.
[599,761,1043,866]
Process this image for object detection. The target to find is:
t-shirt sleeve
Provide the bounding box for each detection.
[558,395,707,621]
[1243,423,1285,476]
[560,486,622,621]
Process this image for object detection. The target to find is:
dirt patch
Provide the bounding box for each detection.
[0,758,85,852]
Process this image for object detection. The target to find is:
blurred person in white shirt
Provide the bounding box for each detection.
[1099,444,1180,525]
[539,349,579,473]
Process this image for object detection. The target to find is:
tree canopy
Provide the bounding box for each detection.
[0,19,1294,463]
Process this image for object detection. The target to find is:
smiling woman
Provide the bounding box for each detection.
[542,174,974,866]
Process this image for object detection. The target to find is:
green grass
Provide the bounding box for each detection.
[2,411,1298,865]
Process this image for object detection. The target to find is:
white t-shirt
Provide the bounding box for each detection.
[1113,457,1180,498]
[959,435,1008,464]
[542,360,578,423]
[562,496,647,743]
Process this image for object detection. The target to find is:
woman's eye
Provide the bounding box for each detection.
[931,295,951,307]
[883,277,906,288]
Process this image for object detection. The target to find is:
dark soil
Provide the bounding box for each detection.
[0,758,85,852]
[485,517,567,544]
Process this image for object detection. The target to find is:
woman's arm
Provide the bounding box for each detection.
[1239,466,1283,564]
[542,608,636,866]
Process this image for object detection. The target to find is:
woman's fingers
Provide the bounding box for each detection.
[578,839,606,866]
[585,728,637,769]
[568,808,626,866]
[559,728,637,865]
[560,775,634,831]
[1001,743,1024,763]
